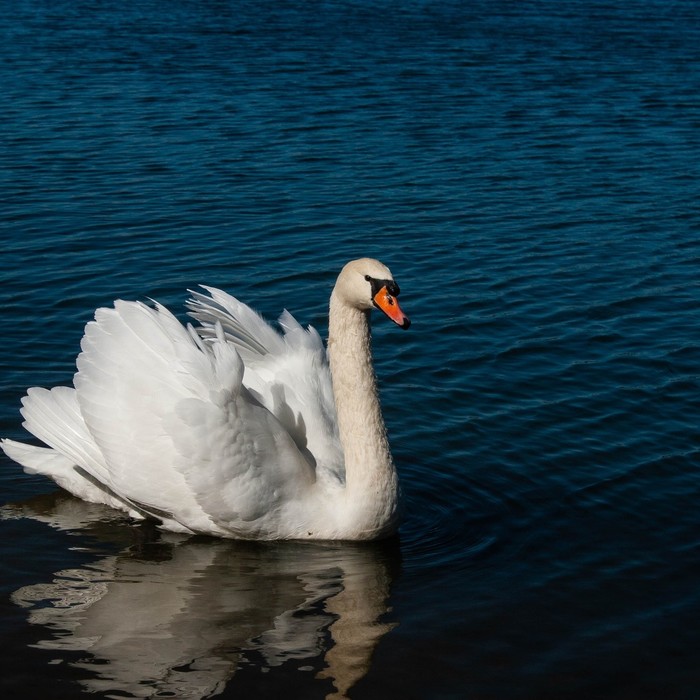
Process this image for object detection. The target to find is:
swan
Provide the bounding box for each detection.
[1,258,410,540]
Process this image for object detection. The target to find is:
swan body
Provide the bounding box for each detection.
[2,259,410,540]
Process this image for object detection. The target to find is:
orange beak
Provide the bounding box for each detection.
[373,286,411,329]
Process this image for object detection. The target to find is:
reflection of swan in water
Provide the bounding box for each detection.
[3,492,400,699]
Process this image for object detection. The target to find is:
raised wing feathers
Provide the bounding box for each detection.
[187,287,343,485]
[74,299,316,534]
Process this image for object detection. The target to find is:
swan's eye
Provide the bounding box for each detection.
[365,275,371,282]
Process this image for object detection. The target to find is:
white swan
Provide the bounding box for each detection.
[2,258,410,541]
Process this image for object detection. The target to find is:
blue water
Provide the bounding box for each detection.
[2,0,700,697]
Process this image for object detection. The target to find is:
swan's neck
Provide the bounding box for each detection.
[327,292,399,534]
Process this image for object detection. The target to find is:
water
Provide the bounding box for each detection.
[2,0,700,697]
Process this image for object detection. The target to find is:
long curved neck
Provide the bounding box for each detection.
[327,291,398,515]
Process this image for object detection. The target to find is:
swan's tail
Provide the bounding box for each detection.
[1,387,136,513]
[2,438,75,479]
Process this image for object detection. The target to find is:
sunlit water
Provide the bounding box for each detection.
[2,1,700,698]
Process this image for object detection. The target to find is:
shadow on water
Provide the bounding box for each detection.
[1,491,401,700]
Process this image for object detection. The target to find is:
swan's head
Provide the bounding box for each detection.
[335,258,411,329]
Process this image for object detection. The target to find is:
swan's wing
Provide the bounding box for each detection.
[187,287,344,485]
[8,299,317,537]
[76,300,319,534]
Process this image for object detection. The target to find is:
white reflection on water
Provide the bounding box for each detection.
[2,493,399,699]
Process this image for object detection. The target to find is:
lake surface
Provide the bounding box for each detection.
[2,1,700,698]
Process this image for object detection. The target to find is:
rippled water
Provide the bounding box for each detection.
[2,1,700,698]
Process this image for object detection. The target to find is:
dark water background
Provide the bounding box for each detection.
[2,1,700,698]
